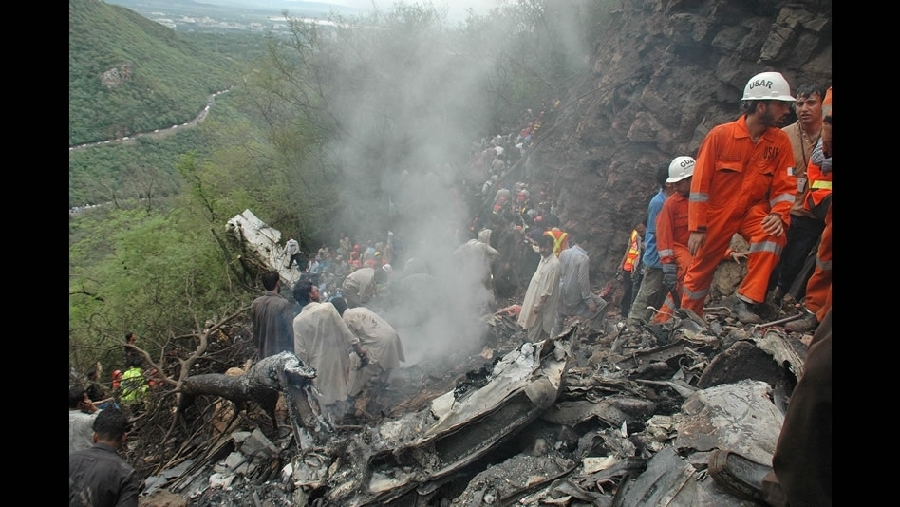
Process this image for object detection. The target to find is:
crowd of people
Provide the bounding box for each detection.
[70,74,830,506]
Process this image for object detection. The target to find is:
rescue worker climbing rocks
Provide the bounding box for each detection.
[680,71,798,324]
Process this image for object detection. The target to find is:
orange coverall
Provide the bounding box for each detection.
[804,202,831,321]
[804,86,832,322]
[681,116,796,316]
[652,193,732,323]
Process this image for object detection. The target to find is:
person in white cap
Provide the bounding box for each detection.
[651,156,746,323]
[680,71,797,324]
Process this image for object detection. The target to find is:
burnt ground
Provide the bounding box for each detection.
[132,268,814,507]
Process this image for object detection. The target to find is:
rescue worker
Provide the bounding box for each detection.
[119,363,148,413]
[653,157,696,323]
[652,157,746,323]
[628,163,675,326]
[543,214,569,258]
[786,86,831,333]
[617,221,646,317]
[709,89,831,498]
[680,71,797,324]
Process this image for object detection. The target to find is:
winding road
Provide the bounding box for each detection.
[68,87,231,153]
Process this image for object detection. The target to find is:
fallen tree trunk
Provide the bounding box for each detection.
[177,352,327,441]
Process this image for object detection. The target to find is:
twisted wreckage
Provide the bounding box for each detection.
[141,210,813,506]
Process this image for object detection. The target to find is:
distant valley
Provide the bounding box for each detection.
[104,0,361,33]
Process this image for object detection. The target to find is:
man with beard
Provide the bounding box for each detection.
[680,71,797,324]
[517,233,561,342]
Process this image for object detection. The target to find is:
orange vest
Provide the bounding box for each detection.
[805,157,832,210]
[545,228,569,257]
[623,229,641,272]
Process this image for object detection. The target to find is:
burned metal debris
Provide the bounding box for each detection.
[138,300,812,507]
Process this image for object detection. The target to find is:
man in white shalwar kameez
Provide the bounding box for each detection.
[517,233,561,342]
[550,233,608,336]
[293,292,365,421]
[330,299,405,396]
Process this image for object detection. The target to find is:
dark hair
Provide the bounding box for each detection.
[70,385,87,408]
[261,271,280,291]
[536,233,554,249]
[330,296,348,316]
[793,83,827,103]
[86,364,99,381]
[374,268,387,285]
[292,280,314,306]
[656,164,669,189]
[124,331,134,343]
[568,228,588,244]
[93,407,128,441]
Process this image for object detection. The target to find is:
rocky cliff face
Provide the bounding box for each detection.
[531,0,831,277]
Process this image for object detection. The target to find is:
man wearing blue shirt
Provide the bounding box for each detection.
[628,164,675,326]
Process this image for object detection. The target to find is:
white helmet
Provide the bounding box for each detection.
[382,263,392,273]
[741,71,796,102]
[666,156,695,183]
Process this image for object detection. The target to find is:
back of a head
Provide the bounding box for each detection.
[330,296,348,316]
[374,268,387,285]
[261,271,280,291]
[70,385,86,408]
[536,233,554,250]
[568,228,588,245]
[655,164,669,189]
[293,280,313,306]
[93,407,128,442]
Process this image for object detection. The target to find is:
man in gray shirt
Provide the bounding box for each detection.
[551,231,608,337]
[69,407,141,507]
[251,271,295,358]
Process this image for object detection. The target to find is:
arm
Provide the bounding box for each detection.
[115,468,141,507]
[766,133,798,228]
[655,198,676,266]
[576,256,596,312]
[688,132,717,235]
[810,138,832,174]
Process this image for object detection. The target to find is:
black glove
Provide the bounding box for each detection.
[662,263,677,292]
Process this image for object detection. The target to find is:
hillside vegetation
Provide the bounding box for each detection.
[68,0,613,374]
[68,0,236,145]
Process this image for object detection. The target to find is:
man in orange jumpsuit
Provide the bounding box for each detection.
[652,156,745,323]
[681,71,798,324]
[786,86,831,333]
[653,157,696,323]
[708,84,831,507]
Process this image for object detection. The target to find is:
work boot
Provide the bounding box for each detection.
[733,299,763,325]
[785,310,818,332]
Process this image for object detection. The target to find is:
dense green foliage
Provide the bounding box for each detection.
[69,0,615,374]
[69,0,236,145]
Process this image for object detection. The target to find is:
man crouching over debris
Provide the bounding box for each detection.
[292,282,368,423]
[330,296,405,419]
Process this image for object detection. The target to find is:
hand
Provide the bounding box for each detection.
[687,232,706,256]
[662,263,677,292]
[760,214,784,236]
[588,300,597,313]
[533,304,542,314]
[731,252,748,263]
